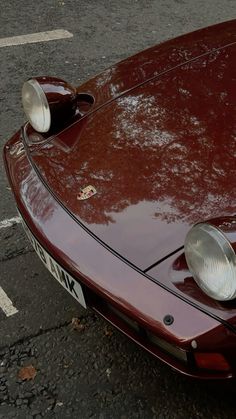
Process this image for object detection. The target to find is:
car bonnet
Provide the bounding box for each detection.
[25,23,236,272]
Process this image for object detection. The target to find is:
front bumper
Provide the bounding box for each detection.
[3,129,236,380]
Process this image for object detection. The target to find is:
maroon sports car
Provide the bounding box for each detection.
[3,19,236,380]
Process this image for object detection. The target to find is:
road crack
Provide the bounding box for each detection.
[0,312,94,353]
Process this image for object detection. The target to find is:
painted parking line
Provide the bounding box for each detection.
[0,286,18,317]
[0,29,73,48]
[0,216,21,229]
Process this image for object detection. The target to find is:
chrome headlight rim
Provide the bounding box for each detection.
[22,78,51,133]
[184,222,236,301]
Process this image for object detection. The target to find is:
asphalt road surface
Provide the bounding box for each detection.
[0,1,236,418]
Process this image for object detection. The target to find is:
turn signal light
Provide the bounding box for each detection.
[194,352,230,371]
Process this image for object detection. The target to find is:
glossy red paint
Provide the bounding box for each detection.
[24,20,236,272]
[4,131,236,380]
[149,217,236,329]
[3,19,236,379]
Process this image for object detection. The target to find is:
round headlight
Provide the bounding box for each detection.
[185,223,236,301]
[22,79,51,133]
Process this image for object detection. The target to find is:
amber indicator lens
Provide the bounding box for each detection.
[194,352,230,371]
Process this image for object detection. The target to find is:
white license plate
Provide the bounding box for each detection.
[21,218,87,308]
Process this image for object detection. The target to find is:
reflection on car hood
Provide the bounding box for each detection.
[29,30,236,271]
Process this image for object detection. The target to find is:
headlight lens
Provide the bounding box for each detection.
[184,223,236,301]
[22,79,51,133]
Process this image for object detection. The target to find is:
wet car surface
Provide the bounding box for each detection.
[1,1,236,417]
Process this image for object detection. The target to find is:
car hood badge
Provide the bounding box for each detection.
[77,185,97,200]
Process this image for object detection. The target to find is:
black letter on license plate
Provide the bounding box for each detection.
[66,276,78,298]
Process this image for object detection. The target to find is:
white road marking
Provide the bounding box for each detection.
[0,287,18,317]
[0,29,73,48]
[0,216,21,229]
